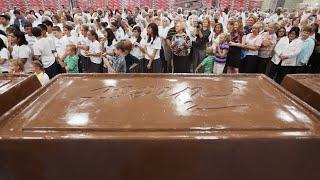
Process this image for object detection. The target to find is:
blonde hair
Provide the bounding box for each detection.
[66,44,77,53]
[10,59,24,73]
[219,33,230,43]
[206,46,215,55]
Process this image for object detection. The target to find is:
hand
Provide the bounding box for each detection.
[147,61,152,69]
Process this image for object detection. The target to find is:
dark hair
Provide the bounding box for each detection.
[288,27,300,38]
[32,27,42,37]
[42,20,54,27]
[38,24,48,32]
[63,24,73,31]
[147,23,159,44]
[132,26,142,43]
[0,14,10,21]
[0,30,6,37]
[88,30,98,40]
[12,30,28,46]
[311,23,319,34]
[277,26,287,38]
[24,22,32,28]
[81,25,89,32]
[8,24,20,32]
[104,28,116,46]
[0,38,6,51]
[52,26,62,32]
[13,9,21,15]
[302,26,313,34]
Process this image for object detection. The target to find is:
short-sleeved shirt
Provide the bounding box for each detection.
[243,33,262,56]
[88,40,102,64]
[11,44,32,72]
[0,48,9,72]
[33,38,56,68]
[109,55,126,73]
[201,55,215,73]
[143,36,161,60]
[215,42,229,63]
[64,55,79,73]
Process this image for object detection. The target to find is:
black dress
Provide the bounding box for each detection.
[226,34,242,68]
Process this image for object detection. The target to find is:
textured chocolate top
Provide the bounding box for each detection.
[1,74,319,139]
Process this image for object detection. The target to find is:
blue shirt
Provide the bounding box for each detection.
[296,38,315,66]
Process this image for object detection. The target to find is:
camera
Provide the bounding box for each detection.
[196,22,202,29]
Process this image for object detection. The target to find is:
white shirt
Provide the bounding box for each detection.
[272,37,303,66]
[55,35,71,58]
[46,34,56,51]
[0,34,8,47]
[11,45,32,73]
[25,34,37,48]
[243,34,262,56]
[0,48,9,72]
[33,38,56,68]
[77,35,91,56]
[143,36,161,60]
[130,37,144,60]
[88,40,102,64]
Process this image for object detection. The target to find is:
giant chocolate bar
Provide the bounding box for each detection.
[0,74,320,180]
[0,74,41,117]
[282,74,320,112]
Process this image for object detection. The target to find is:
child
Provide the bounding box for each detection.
[104,40,127,73]
[59,44,79,73]
[30,60,50,86]
[9,59,24,74]
[214,33,229,75]
[0,38,9,73]
[195,46,215,74]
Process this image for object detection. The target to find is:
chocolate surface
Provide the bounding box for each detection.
[0,74,320,180]
[282,74,320,112]
[0,74,41,117]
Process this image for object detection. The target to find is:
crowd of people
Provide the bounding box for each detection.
[0,5,319,85]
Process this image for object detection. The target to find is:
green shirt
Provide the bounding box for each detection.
[201,55,215,73]
[64,55,79,73]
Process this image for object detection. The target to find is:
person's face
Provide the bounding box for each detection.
[252,27,259,34]
[234,22,239,30]
[288,31,297,41]
[278,29,286,37]
[61,16,66,23]
[87,32,95,41]
[66,47,73,55]
[162,19,169,27]
[0,17,5,24]
[175,23,182,32]
[80,28,87,36]
[268,25,275,34]
[215,25,221,33]
[293,18,300,26]
[8,33,18,44]
[147,27,153,35]
[219,36,226,43]
[301,31,310,40]
[24,27,32,35]
[52,30,61,38]
[114,48,120,56]
[52,17,58,24]
[203,19,209,28]
[247,18,254,26]
[133,30,140,38]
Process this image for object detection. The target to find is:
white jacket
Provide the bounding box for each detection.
[271,37,303,66]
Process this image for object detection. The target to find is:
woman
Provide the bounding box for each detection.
[276,27,287,42]
[159,17,171,73]
[101,28,117,72]
[130,26,145,72]
[227,20,244,73]
[8,30,32,73]
[0,38,9,73]
[85,30,102,73]
[210,23,223,47]
[52,15,63,30]
[258,23,278,74]
[240,23,262,73]
[267,27,303,83]
[77,25,91,73]
[170,22,192,73]
[191,17,211,72]
[244,16,256,35]
[143,23,162,73]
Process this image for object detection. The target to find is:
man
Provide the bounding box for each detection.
[13,10,27,31]
[32,27,58,79]
[267,7,284,23]
[0,14,10,32]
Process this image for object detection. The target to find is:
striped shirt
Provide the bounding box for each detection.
[215,42,229,63]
